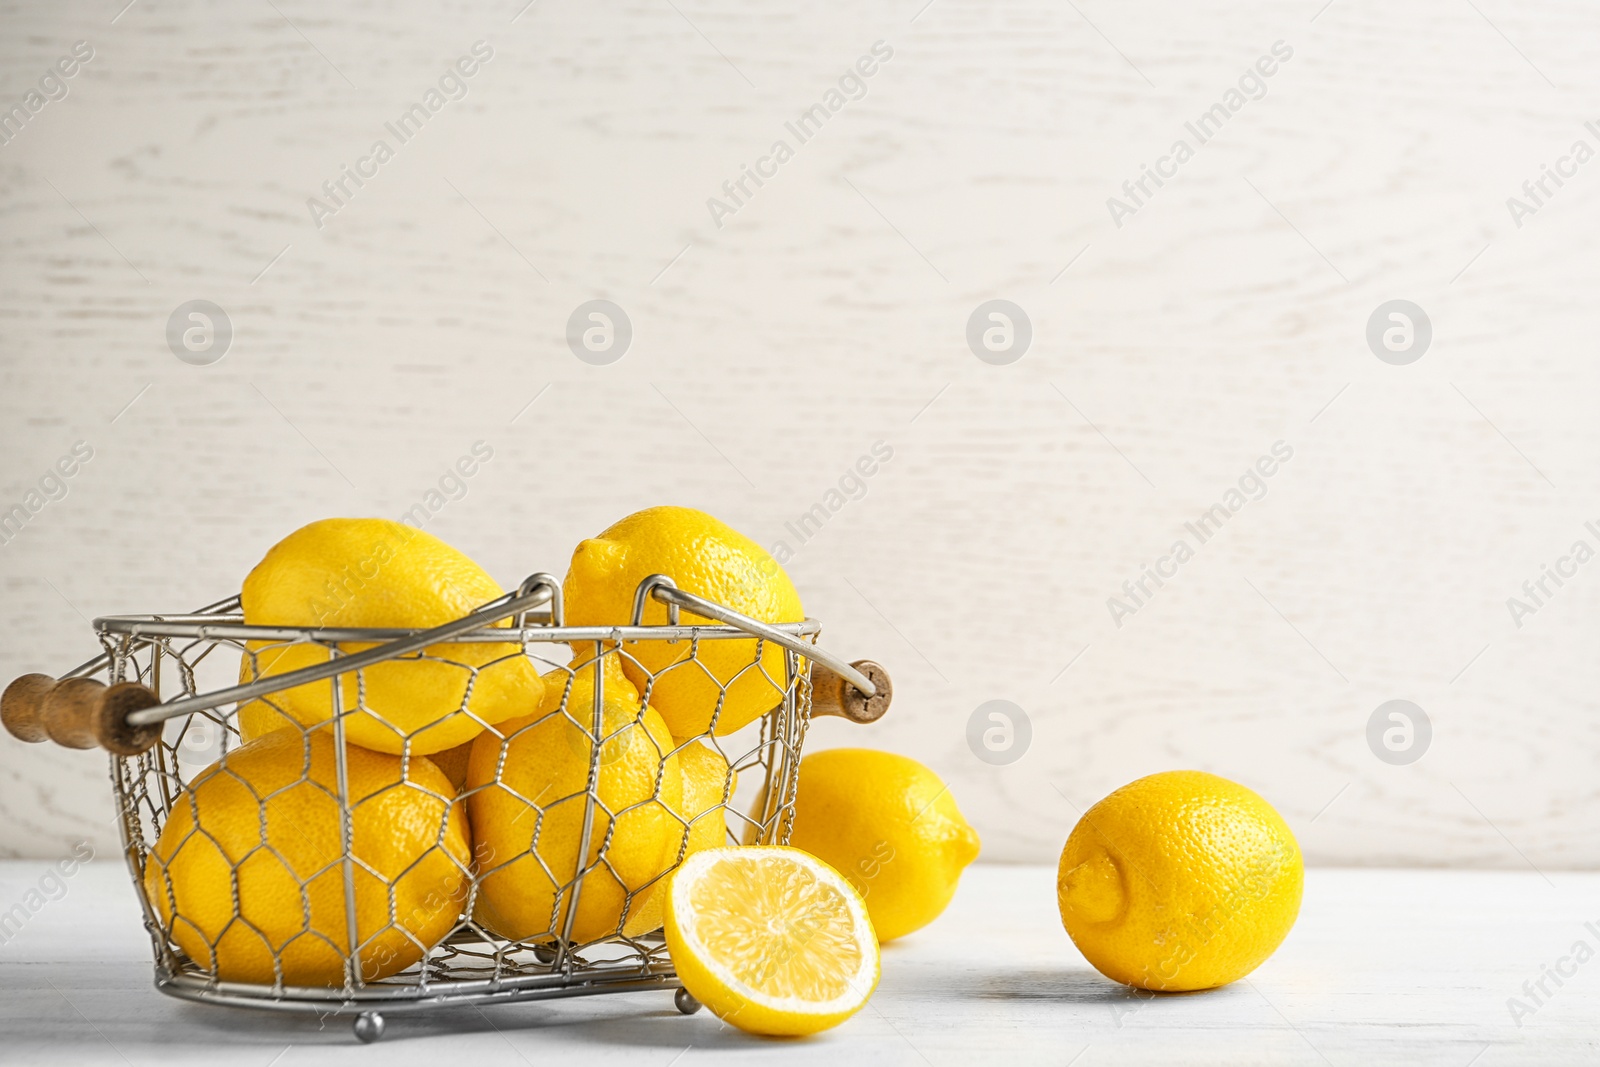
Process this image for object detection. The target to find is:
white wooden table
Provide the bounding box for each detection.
[1,861,1592,1065]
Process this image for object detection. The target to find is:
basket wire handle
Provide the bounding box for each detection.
[631,574,890,722]
[0,583,558,752]
[0,594,241,755]
[0,571,891,752]
[633,574,876,696]
[120,575,562,729]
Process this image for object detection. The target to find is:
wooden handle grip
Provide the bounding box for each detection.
[42,678,108,749]
[2,674,163,756]
[1,674,57,743]
[809,660,892,724]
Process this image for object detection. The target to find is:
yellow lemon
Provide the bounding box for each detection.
[562,507,803,738]
[1057,770,1303,992]
[665,846,880,1036]
[788,748,979,942]
[622,740,736,937]
[466,653,683,944]
[142,728,471,986]
[237,518,542,755]
[428,740,474,793]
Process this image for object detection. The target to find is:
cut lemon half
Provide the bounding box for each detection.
[664,846,880,1036]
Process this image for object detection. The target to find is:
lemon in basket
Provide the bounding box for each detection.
[236,518,542,756]
[788,748,980,942]
[1057,770,1303,991]
[664,846,880,1036]
[562,506,803,739]
[142,728,471,986]
[428,739,474,792]
[622,740,736,937]
[467,654,684,944]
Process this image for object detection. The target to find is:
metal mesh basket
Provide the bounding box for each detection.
[1,573,890,1041]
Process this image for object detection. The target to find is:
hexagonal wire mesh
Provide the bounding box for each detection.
[86,575,862,1018]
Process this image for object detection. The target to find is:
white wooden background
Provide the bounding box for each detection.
[1,0,1597,868]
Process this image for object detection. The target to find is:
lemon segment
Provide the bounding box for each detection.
[664,846,880,1036]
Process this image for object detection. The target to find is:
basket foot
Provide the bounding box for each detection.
[353,1011,385,1043]
[674,987,702,1015]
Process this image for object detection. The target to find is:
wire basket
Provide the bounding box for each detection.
[1,573,890,1042]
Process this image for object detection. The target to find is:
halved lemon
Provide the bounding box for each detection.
[664,846,880,1036]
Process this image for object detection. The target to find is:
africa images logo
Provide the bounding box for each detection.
[0,40,94,149]
[1106,41,1293,228]
[705,41,894,228]
[1107,442,1294,627]
[305,41,494,229]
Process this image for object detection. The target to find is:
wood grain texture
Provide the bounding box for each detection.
[1,0,1599,865]
[0,862,1596,1062]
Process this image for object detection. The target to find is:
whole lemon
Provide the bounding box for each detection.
[788,748,980,943]
[1057,770,1303,991]
[142,728,471,986]
[467,653,683,944]
[562,507,802,739]
[622,740,736,937]
[237,518,542,755]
